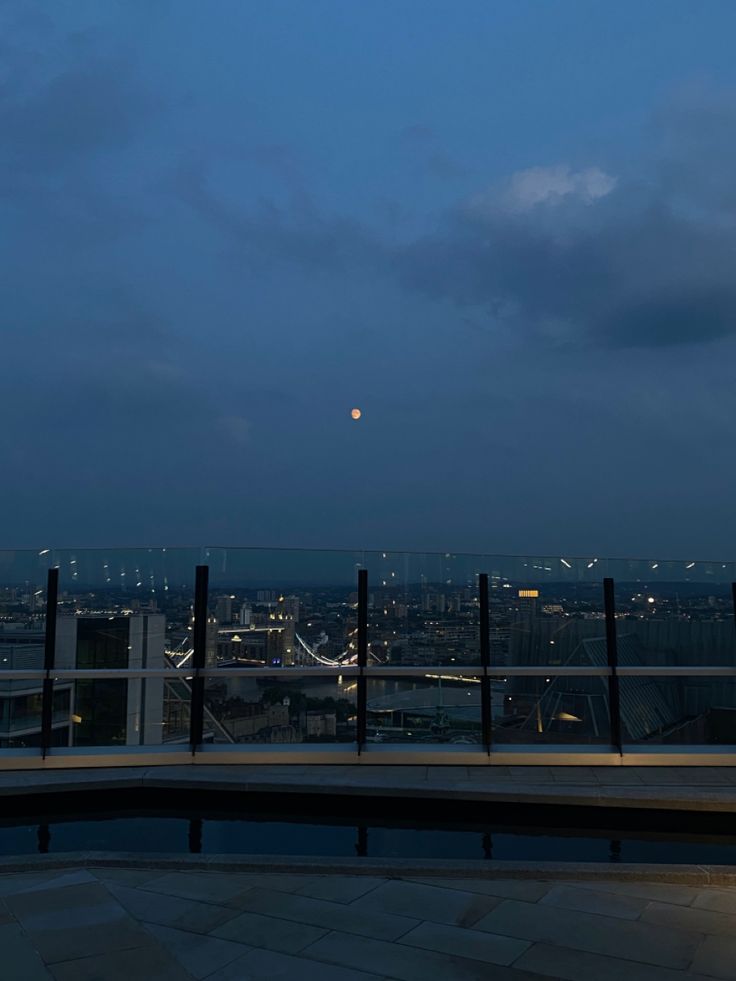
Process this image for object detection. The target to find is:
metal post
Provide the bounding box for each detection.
[732,582,736,633]
[356,569,368,754]
[603,577,623,755]
[41,567,59,760]
[189,565,209,753]
[479,573,492,755]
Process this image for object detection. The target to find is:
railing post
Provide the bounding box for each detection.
[732,582,736,634]
[356,569,368,755]
[603,577,623,755]
[189,565,209,754]
[41,567,59,760]
[478,573,492,756]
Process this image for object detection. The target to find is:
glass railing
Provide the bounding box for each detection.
[0,546,733,761]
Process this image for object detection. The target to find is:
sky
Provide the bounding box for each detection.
[2,0,736,559]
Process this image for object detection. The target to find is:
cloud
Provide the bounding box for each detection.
[397,90,736,349]
[474,164,617,214]
[397,122,467,181]
[174,87,736,352]
[0,9,156,179]
[0,59,151,171]
[172,160,380,274]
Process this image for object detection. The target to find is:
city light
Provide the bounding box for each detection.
[350,408,362,420]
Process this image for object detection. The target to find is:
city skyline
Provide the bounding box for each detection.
[2,2,736,557]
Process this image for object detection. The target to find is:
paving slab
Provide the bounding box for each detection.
[4,880,156,965]
[352,878,499,927]
[293,874,386,903]
[234,886,420,940]
[473,898,703,970]
[90,867,165,887]
[691,888,736,914]
[301,929,546,981]
[143,923,248,979]
[691,933,736,980]
[221,872,323,895]
[540,882,649,919]
[0,869,96,897]
[48,942,193,981]
[565,878,701,905]
[0,922,54,981]
[205,944,387,981]
[211,908,329,953]
[139,871,257,904]
[407,876,552,902]
[515,941,710,981]
[107,882,240,934]
[642,899,736,937]
[398,920,530,966]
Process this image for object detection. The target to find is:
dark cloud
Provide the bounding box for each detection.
[391,89,736,349]
[397,123,467,181]
[172,160,380,274]
[1,59,150,170]
[399,178,736,348]
[177,89,736,350]
[0,9,155,178]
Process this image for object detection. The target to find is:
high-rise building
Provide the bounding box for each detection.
[56,613,166,746]
[215,596,233,624]
[239,601,252,626]
[0,626,73,748]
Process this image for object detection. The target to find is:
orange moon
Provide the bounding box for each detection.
[351,408,362,420]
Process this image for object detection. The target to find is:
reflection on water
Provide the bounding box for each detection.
[2,815,736,864]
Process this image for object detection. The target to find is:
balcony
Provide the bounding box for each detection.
[0,546,734,767]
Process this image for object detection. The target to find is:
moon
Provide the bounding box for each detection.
[351,408,362,420]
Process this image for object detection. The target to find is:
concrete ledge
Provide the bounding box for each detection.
[3,764,736,811]
[0,852,735,885]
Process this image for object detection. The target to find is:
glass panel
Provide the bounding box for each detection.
[621,675,736,746]
[476,554,608,676]
[493,674,611,745]
[0,549,53,748]
[206,548,363,668]
[41,548,200,749]
[607,558,736,668]
[366,674,482,744]
[360,551,482,667]
[203,672,357,743]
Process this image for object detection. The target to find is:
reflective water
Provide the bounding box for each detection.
[3,812,736,863]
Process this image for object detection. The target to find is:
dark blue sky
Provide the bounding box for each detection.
[2,1,736,558]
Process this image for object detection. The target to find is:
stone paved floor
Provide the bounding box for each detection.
[3,867,736,979]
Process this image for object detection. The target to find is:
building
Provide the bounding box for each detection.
[56,613,166,746]
[283,595,300,623]
[217,625,287,665]
[0,626,72,748]
[215,596,233,624]
[302,712,337,738]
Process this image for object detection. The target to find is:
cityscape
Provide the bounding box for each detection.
[2,554,734,751]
